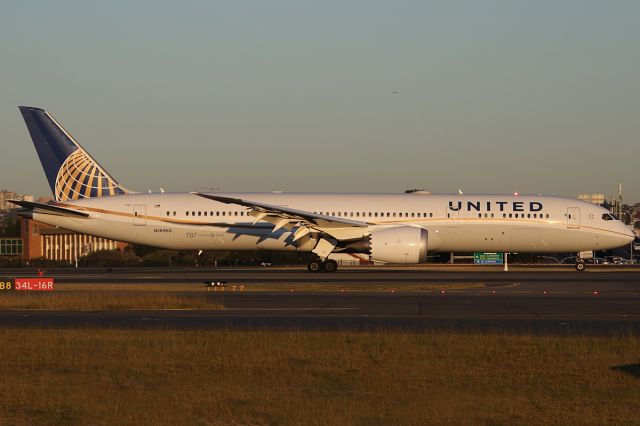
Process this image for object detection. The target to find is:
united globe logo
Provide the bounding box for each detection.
[54,150,124,201]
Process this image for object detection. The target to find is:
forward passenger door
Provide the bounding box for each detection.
[566,207,580,229]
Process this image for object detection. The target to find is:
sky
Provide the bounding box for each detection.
[1,1,638,201]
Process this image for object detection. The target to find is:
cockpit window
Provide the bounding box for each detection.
[602,213,616,221]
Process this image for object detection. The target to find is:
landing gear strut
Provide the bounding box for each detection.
[575,261,586,272]
[307,259,338,273]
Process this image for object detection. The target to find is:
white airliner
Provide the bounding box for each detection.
[12,106,634,272]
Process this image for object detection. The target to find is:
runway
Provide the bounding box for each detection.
[1,267,640,334]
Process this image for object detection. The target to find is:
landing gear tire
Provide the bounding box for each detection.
[575,261,586,272]
[307,260,322,272]
[323,259,338,273]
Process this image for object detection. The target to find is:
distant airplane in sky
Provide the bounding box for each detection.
[12,106,635,272]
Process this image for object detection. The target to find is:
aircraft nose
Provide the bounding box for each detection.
[622,225,635,242]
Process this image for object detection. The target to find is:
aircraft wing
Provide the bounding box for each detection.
[192,193,370,229]
[9,200,89,218]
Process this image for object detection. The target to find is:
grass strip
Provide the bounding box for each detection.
[0,291,223,310]
[0,329,638,425]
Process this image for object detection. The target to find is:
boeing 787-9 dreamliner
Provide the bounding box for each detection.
[12,106,635,272]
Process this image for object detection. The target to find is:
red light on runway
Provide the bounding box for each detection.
[440,290,446,295]
[593,291,599,296]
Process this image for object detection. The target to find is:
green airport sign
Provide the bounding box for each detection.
[474,252,503,265]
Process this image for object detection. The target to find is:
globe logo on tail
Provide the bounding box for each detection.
[54,150,125,201]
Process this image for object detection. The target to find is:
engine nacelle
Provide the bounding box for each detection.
[369,226,428,264]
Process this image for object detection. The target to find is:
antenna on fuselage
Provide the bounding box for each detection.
[458,188,464,195]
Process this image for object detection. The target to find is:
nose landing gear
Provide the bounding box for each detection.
[307,258,338,273]
[575,260,586,272]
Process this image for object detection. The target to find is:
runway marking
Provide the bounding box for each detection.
[224,307,359,312]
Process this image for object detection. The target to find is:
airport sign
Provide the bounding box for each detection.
[14,278,55,291]
[474,252,504,265]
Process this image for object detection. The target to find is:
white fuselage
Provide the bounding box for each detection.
[32,192,634,257]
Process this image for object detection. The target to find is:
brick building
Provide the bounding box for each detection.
[21,218,127,263]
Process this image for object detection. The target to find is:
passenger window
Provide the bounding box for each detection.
[509,213,512,218]
[186,211,189,216]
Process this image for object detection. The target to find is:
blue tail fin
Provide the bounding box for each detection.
[19,106,129,202]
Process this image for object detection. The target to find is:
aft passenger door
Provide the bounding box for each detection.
[566,207,580,229]
[133,204,146,226]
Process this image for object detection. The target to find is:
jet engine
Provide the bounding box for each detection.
[343,226,428,264]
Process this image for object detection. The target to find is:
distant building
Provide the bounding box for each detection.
[577,193,606,205]
[0,238,22,256]
[0,190,33,211]
[21,218,127,264]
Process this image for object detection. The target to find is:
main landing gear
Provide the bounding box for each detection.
[307,259,338,273]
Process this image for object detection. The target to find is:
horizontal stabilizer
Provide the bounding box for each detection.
[9,200,89,218]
